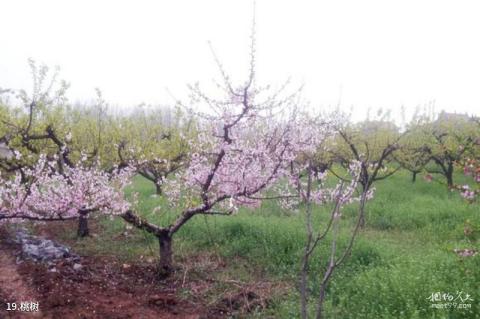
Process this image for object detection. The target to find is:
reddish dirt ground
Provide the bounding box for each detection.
[0,224,277,319]
[0,226,216,319]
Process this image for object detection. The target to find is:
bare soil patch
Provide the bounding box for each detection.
[0,227,205,319]
[1,223,286,318]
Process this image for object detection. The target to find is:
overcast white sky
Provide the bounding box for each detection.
[1,0,479,121]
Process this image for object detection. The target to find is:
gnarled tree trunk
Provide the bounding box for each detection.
[446,163,454,188]
[121,210,176,277]
[155,182,163,195]
[158,232,173,277]
[77,210,89,237]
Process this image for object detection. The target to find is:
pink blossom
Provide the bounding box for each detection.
[1,155,134,223]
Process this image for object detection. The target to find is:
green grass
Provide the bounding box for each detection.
[74,172,480,318]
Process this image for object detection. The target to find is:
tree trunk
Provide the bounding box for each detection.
[155,182,162,195]
[359,214,365,228]
[158,233,173,277]
[412,171,417,183]
[315,280,328,319]
[77,211,89,237]
[359,184,367,228]
[446,163,454,188]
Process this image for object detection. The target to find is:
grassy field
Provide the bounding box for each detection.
[64,171,479,318]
